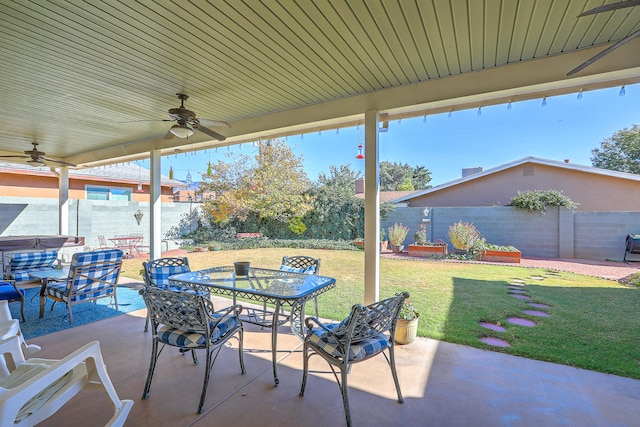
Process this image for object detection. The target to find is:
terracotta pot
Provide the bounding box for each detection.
[395,318,418,344]
[390,244,405,253]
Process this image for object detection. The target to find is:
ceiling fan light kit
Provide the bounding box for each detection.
[169,123,194,138]
[161,94,229,141]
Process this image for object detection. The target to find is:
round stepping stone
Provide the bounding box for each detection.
[507,317,536,327]
[529,276,545,280]
[508,283,526,287]
[528,302,551,309]
[509,294,532,300]
[508,289,528,294]
[510,279,525,284]
[523,310,550,317]
[480,337,510,347]
[479,322,506,332]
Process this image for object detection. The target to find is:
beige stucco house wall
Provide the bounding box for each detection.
[395,157,640,212]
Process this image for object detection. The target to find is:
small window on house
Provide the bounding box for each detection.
[86,186,132,201]
[523,165,534,176]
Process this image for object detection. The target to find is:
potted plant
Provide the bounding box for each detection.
[395,301,419,344]
[481,243,521,263]
[448,221,481,255]
[353,229,387,251]
[387,223,409,253]
[407,225,448,258]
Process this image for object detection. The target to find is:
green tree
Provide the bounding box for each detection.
[412,165,432,189]
[397,177,414,191]
[198,139,314,229]
[591,124,640,174]
[304,165,364,239]
[380,161,431,191]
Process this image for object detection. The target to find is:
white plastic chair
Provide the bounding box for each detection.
[0,300,39,356]
[0,336,133,426]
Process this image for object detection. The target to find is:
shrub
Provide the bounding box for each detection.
[448,221,482,251]
[508,189,577,214]
[388,223,409,246]
[413,225,427,245]
[483,243,520,252]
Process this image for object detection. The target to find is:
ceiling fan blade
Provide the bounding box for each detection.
[196,126,227,141]
[579,0,640,16]
[567,28,640,75]
[0,155,29,159]
[119,119,173,123]
[198,119,231,128]
[42,157,77,167]
[163,129,175,140]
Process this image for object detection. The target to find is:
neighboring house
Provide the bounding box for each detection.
[354,178,418,203]
[392,157,640,211]
[170,172,216,202]
[0,162,185,202]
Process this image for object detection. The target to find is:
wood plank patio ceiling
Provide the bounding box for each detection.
[0,0,639,167]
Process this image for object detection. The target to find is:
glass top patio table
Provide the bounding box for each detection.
[169,266,336,385]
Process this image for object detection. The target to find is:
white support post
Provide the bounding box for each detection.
[150,150,162,260]
[363,109,380,305]
[58,167,69,235]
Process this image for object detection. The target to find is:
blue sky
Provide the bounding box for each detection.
[143,83,639,187]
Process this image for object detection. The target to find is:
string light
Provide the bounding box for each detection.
[448,110,453,118]
[477,107,482,116]
[507,101,512,110]
[577,90,583,100]
[336,128,340,135]
[619,85,626,96]
[422,114,427,123]
[541,97,547,107]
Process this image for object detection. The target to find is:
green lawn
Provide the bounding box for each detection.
[122,248,640,380]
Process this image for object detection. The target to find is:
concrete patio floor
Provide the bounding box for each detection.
[26,295,640,427]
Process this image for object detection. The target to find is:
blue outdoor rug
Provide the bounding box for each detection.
[10,286,146,340]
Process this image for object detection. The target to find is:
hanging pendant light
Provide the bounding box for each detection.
[355,144,365,159]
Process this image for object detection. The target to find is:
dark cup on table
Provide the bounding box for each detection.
[234,261,250,276]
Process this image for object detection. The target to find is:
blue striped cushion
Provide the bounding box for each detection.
[156,314,240,348]
[45,249,122,301]
[308,324,390,361]
[9,251,57,271]
[279,264,315,274]
[46,282,113,302]
[11,267,57,283]
[148,264,190,289]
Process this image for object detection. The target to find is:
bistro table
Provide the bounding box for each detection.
[109,236,142,258]
[169,266,336,385]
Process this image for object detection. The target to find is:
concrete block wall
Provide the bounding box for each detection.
[385,205,640,261]
[574,212,640,261]
[0,197,193,250]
